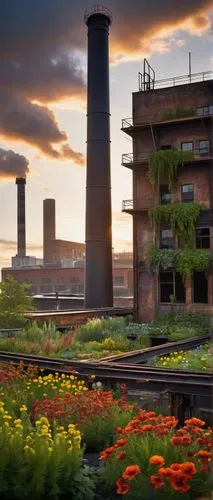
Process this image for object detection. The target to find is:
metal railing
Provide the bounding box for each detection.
[122,200,134,211]
[122,147,213,165]
[138,70,213,92]
[122,104,213,130]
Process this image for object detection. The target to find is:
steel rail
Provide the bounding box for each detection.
[100,335,211,364]
[0,351,212,398]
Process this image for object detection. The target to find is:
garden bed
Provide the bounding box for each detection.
[0,362,212,499]
[151,343,212,372]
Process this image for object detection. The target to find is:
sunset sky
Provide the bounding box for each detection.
[0,0,213,269]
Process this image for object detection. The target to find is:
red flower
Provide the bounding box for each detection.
[104,447,115,455]
[116,478,129,495]
[171,463,181,470]
[116,451,126,460]
[150,475,164,489]
[158,467,173,478]
[195,450,211,462]
[185,417,205,427]
[116,438,127,447]
[180,462,196,479]
[149,455,165,466]
[122,465,141,480]
[170,471,191,493]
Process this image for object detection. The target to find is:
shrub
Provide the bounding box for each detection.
[0,408,95,500]
[100,411,213,499]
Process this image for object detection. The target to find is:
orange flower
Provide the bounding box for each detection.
[141,425,153,432]
[180,462,196,479]
[116,451,126,460]
[170,464,181,471]
[150,475,164,489]
[185,417,205,427]
[104,447,115,455]
[158,467,173,478]
[149,455,165,466]
[171,436,191,446]
[100,453,108,460]
[116,438,127,447]
[195,450,211,462]
[170,471,191,493]
[116,478,129,495]
[122,465,141,480]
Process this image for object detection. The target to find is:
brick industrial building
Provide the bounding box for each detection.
[122,63,213,322]
[2,189,133,305]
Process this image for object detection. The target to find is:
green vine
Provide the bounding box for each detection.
[147,247,212,280]
[149,149,193,189]
[160,107,196,121]
[148,202,205,248]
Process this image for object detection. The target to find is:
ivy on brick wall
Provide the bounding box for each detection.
[148,202,205,248]
[147,247,212,280]
[149,149,193,189]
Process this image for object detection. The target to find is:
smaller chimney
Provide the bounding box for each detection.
[16,177,26,257]
[43,199,56,264]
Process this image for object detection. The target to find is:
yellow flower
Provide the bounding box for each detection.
[20,405,27,412]
[4,422,9,427]
[14,419,22,425]
[3,415,12,420]
[40,417,49,426]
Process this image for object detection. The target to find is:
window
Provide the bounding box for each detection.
[160,229,174,249]
[196,228,210,249]
[114,275,124,286]
[160,185,171,205]
[199,140,209,156]
[197,106,213,116]
[160,271,185,303]
[181,142,193,152]
[181,184,194,203]
[160,145,172,150]
[193,272,208,304]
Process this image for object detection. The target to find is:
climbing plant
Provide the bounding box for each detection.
[160,107,196,121]
[148,149,193,189]
[147,247,212,280]
[148,202,205,248]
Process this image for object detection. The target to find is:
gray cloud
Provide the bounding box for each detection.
[0,0,212,161]
[0,147,29,179]
[0,90,84,162]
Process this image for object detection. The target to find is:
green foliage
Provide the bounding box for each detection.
[147,247,212,279]
[160,107,196,121]
[149,202,204,248]
[153,312,210,335]
[75,317,126,343]
[0,276,34,328]
[148,149,193,189]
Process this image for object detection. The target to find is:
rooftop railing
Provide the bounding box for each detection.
[138,70,213,92]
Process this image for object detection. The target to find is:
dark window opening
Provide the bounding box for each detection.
[160,145,172,150]
[160,271,185,303]
[193,272,208,304]
[199,140,209,156]
[181,142,193,152]
[197,106,211,116]
[160,185,171,205]
[160,272,173,303]
[196,228,210,249]
[181,184,194,203]
[160,228,174,249]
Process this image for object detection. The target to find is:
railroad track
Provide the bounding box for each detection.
[100,335,211,364]
[0,351,212,398]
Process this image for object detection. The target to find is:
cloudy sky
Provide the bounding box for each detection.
[0,0,213,269]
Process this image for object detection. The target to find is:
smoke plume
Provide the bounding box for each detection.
[0,148,29,179]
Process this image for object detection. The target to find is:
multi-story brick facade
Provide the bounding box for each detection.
[122,69,213,322]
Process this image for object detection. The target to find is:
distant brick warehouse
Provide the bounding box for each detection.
[2,265,133,299]
[122,64,213,322]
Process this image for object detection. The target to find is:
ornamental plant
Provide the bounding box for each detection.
[31,389,135,451]
[0,405,95,500]
[99,411,213,499]
[148,149,193,190]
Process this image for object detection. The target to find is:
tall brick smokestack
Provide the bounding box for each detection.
[84,5,113,308]
[43,199,56,264]
[16,177,26,257]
